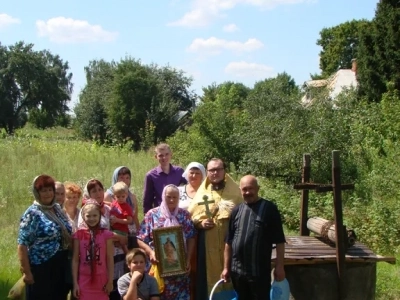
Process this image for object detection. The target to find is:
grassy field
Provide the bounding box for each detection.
[0,126,399,299]
[0,127,157,299]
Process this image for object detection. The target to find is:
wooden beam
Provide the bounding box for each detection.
[315,184,354,193]
[332,150,346,299]
[293,183,354,192]
[293,183,318,190]
[300,154,311,236]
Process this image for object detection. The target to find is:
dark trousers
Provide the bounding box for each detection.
[26,250,69,300]
[231,272,271,300]
[109,280,121,300]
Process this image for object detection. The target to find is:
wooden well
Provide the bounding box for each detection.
[271,152,396,300]
[272,236,395,300]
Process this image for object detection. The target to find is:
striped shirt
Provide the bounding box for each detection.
[226,198,286,277]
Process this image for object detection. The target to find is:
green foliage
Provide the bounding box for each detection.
[0,41,73,134]
[317,20,370,77]
[357,1,400,102]
[74,59,116,143]
[2,119,400,298]
[168,81,250,168]
[236,73,305,178]
[0,130,158,299]
[170,70,400,261]
[107,58,160,149]
[74,58,195,150]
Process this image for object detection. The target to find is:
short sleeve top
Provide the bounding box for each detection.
[18,203,72,265]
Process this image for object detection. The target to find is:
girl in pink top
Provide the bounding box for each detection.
[72,201,114,300]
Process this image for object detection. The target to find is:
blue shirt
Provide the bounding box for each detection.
[18,204,72,265]
[142,164,186,213]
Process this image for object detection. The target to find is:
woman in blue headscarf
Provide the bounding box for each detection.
[104,166,140,232]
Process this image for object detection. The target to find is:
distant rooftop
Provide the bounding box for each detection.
[302,61,358,105]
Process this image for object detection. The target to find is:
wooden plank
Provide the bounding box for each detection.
[293,183,354,192]
[271,256,396,266]
[294,183,319,190]
[284,249,374,254]
[332,150,346,300]
[300,154,311,236]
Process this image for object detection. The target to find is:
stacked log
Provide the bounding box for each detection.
[307,216,357,248]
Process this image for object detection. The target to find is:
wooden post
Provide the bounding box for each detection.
[300,154,311,236]
[332,150,346,299]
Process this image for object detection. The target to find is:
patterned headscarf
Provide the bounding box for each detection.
[32,175,71,250]
[159,184,180,227]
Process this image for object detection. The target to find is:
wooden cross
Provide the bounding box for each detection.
[293,151,354,300]
[198,195,215,219]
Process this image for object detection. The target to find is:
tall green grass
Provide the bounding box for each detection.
[0,128,158,298]
[1,126,399,299]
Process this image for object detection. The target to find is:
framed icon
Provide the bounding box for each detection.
[153,225,187,277]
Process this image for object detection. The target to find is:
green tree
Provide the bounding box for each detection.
[74,59,116,143]
[317,20,371,77]
[357,0,400,102]
[75,58,195,149]
[0,41,73,134]
[168,82,250,167]
[236,73,305,179]
[104,58,194,149]
[200,82,218,102]
[148,65,196,144]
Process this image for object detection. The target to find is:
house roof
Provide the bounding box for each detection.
[327,69,358,98]
[302,69,358,105]
[304,79,328,88]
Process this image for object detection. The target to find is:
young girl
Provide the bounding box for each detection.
[72,201,114,300]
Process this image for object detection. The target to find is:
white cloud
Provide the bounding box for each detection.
[223,23,239,32]
[224,61,275,78]
[0,13,20,29]
[168,0,312,27]
[187,37,263,55]
[36,17,118,43]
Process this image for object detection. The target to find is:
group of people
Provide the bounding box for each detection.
[17,143,286,300]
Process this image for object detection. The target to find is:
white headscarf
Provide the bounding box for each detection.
[159,184,180,227]
[182,162,206,182]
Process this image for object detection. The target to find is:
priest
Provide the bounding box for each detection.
[188,158,242,299]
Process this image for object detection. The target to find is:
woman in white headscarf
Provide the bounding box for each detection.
[178,162,206,210]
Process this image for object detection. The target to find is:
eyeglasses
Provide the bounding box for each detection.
[207,168,224,173]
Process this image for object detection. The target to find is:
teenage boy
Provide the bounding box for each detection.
[142,143,186,213]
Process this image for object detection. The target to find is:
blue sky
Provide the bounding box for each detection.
[1,0,377,107]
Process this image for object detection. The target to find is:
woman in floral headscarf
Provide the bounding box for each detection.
[17,175,72,300]
[138,184,196,300]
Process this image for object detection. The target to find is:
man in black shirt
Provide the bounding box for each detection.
[221,175,286,300]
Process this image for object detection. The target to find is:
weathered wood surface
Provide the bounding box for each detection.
[332,150,347,299]
[307,216,357,247]
[294,183,355,192]
[300,154,311,236]
[285,263,377,300]
[271,236,396,265]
